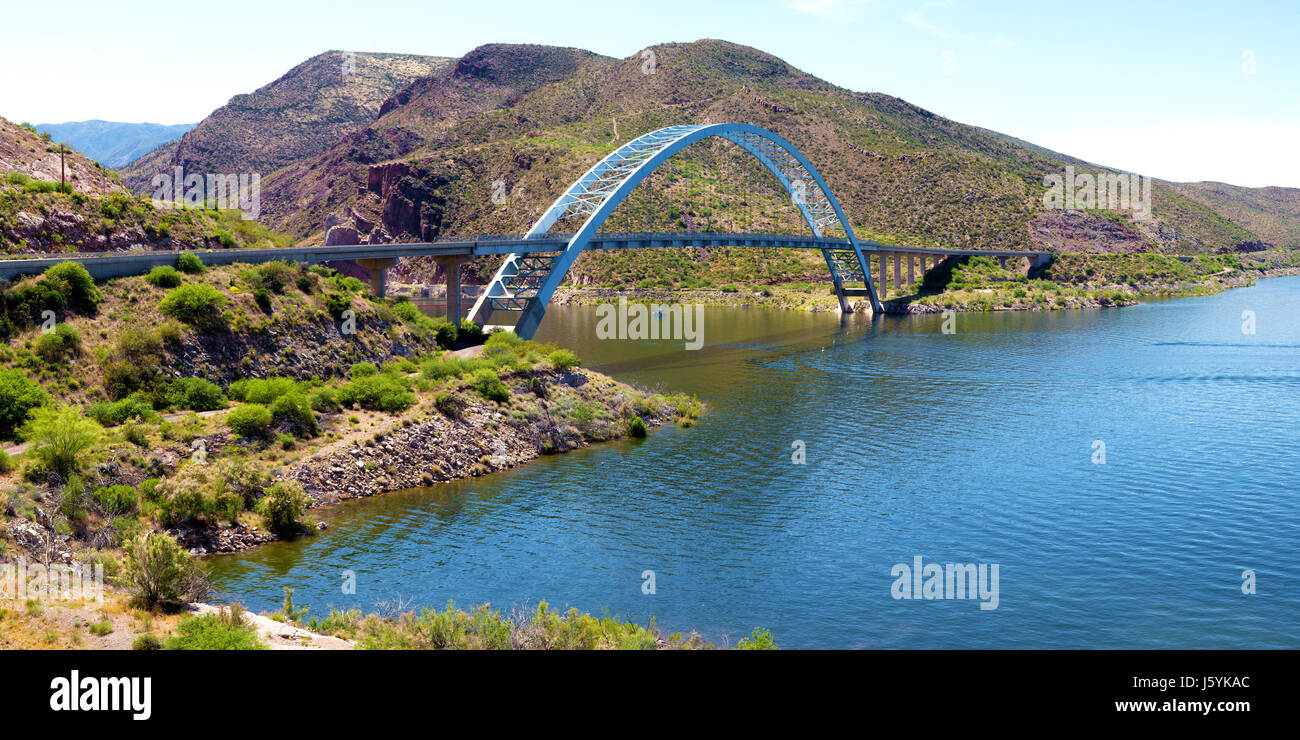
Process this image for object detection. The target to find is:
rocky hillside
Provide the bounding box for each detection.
[0,115,294,254]
[1171,181,1300,249]
[0,117,123,195]
[120,51,452,192]
[34,120,195,168]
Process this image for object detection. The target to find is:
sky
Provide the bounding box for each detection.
[2,0,1298,187]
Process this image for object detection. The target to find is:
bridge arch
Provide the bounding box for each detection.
[468,123,880,338]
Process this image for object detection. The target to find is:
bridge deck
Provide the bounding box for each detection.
[0,232,1051,282]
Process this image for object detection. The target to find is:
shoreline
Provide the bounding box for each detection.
[178,365,698,556]
[546,264,1300,315]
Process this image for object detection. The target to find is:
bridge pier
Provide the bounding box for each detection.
[893,254,903,291]
[357,257,396,298]
[907,254,915,285]
[877,254,888,299]
[433,255,472,323]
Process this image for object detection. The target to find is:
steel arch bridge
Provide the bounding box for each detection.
[467,123,881,339]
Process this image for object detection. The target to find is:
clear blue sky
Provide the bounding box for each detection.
[3,0,1298,186]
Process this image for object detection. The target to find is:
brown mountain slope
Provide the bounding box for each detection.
[1170,181,1300,248]
[120,51,451,192]
[259,41,1275,265]
[0,116,123,194]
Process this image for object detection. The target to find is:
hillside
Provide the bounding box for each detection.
[0,115,293,254]
[231,40,1288,290]
[120,51,452,192]
[1171,181,1300,248]
[34,120,195,168]
[0,117,123,195]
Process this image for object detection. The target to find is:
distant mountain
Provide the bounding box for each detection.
[120,51,452,192]
[254,40,1288,268]
[34,120,194,168]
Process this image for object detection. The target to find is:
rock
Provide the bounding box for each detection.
[324,225,360,246]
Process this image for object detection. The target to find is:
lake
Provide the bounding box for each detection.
[205,277,1300,648]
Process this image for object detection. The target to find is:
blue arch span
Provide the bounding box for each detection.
[468,123,880,338]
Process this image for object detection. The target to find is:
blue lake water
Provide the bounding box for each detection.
[206,277,1300,648]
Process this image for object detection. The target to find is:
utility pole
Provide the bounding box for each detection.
[57,143,69,193]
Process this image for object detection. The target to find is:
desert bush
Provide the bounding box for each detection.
[33,323,81,362]
[176,252,205,274]
[627,416,648,438]
[86,394,155,426]
[257,480,310,534]
[548,349,580,371]
[349,361,378,379]
[270,392,318,438]
[20,406,102,480]
[337,373,415,412]
[165,609,265,650]
[145,265,182,288]
[225,403,271,437]
[227,377,297,404]
[92,484,138,516]
[166,377,226,411]
[122,531,204,606]
[158,283,226,325]
[470,368,509,402]
[0,368,49,439]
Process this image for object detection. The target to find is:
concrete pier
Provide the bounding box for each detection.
[433,254,472,323]
[356,257,396,298]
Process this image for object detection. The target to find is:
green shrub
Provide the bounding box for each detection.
[227,377,297,404]
[242,261,296,293]
[164,610,265,650]
[548,349,580,371]
[120,418,149,447]
[458,319,486,344]
[92,485,138,516]
[86,394,155,426]
[349,361,378,379]
[122,532,200,606]
[166,377,227,411]
[20,406,103,480]
[42,262,102,311]
[627,416,648,438]
[736,627,778,650]
[225,403,272,437]
[337,373,416,412]
[176,252,205,274]
[33,323,81,363]
[433,391,462,418]
[159,283,226,325]
[0,369,49,439]
[470,368,509,403]
[324,292,351,319]
[307,386,338,412]
[132,634,162,650]
[270,392,317,438]
[145,265,182,288]
[154,463,242,524]
[392,299,421,322]
[257,480,310,534]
